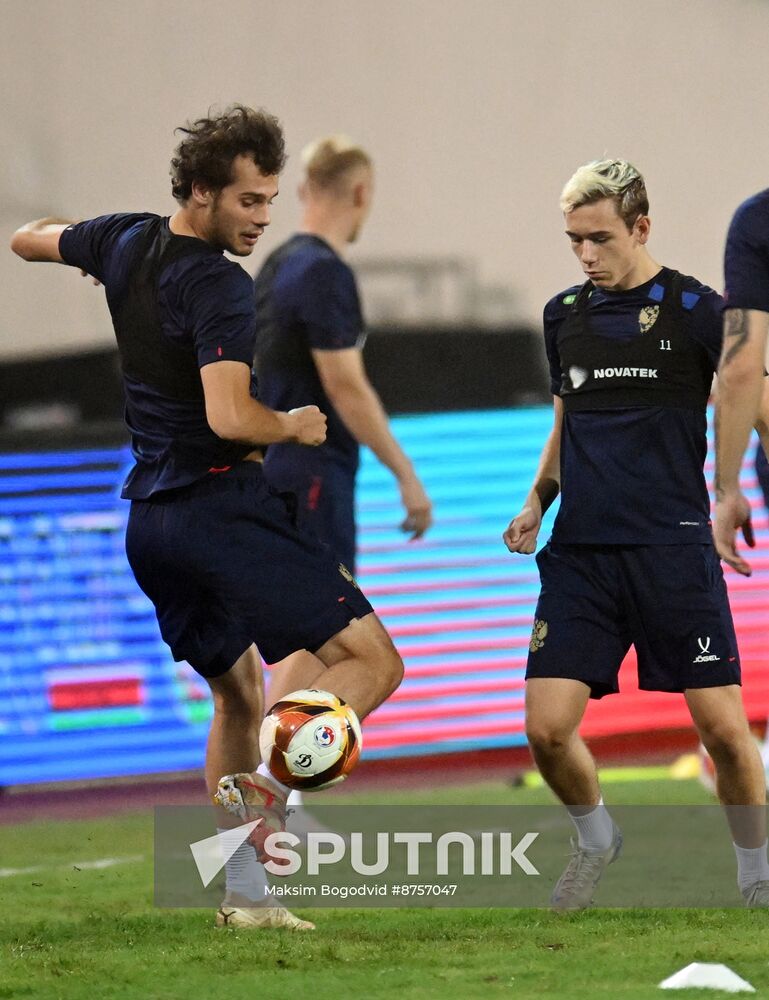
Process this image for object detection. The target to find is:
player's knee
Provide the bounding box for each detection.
[359,616,404,694]
[381,644,404,697]
[701,721,753,762]
[525,719,572,757]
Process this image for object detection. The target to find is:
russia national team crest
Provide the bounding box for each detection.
[529,619,548,652]
[314,723,336,749]
[638,304,660,334]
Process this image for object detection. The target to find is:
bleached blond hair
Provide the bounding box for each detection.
[560,159,649,229]
[301,135,372,193]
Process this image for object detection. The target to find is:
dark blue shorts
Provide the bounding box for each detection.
[525,542,741,699]
[124,463,372,678]
[263,453,357,574]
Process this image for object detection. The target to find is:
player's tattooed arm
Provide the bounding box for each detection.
[720,307,768,374]
[721,308,750,367]
[714,309,768,489]
[713,308,768,573]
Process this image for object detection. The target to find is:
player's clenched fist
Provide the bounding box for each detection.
[503,505,541,554]
[286,405,327,446]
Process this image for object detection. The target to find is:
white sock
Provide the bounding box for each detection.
[567,798,615,852]
[734,840,769,894]
[287,789,304,807]
[256,762,292,797]
[217,830,269,902]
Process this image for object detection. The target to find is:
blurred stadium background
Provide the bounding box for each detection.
[1,392,768,791]
[4,4,769,996]
[2,0,769,796]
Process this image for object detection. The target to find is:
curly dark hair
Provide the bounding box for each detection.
[170,104,286,203]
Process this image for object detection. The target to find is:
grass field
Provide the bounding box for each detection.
[1,774,767,999]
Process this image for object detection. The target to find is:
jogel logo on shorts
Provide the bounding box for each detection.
[338,563,359,590]
[529,619,548,652]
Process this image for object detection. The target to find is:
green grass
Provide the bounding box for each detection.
[0,774,766,999]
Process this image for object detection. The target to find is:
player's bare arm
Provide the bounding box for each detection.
[710,369,769,568]
[312,346,433,537]
[713,308,769,574]
[715,309,768,494]
[10,217,75,263]
[12,218,101,283]
[503,395,563,554]
[201,360,327,447]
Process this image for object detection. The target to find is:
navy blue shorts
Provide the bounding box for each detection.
[124,463,372,678]
[525,542,741,699]
[263,453,357,574]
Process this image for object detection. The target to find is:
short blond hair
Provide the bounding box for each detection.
[301,135,372,193]
[560,159,649,229]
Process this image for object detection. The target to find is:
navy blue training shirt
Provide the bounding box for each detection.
[59,213,258,498]
[724,189,769,312]
[253,234,364,470]
[544,267,722,545]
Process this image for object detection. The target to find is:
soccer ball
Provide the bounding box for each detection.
[259,689,362,791]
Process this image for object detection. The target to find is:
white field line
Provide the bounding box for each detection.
[0,854,144,878]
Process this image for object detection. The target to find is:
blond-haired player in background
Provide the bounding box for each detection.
[253,135,432,710]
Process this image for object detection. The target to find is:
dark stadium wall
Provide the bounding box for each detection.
[0,326,550,438]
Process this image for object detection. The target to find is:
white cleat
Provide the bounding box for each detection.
[216,892,315,930]
[550,824,623,912]
[214,772,288,866]
[743,879,769,908]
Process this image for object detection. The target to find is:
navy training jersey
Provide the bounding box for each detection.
[253,233,364,470]
[59,213,258,498]
[544,266,722,545]
[724,189,769,313]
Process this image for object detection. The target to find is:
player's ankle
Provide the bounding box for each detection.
[224,891,270,908]
[255,762,292,798]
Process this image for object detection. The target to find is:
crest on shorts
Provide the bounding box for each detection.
[338,563,359,590]
[529,619,548,652]
[638,304,660,334]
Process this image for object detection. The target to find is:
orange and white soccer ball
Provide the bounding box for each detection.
[259,689,362,790]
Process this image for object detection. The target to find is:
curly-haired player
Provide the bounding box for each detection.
[10,104,404,931]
